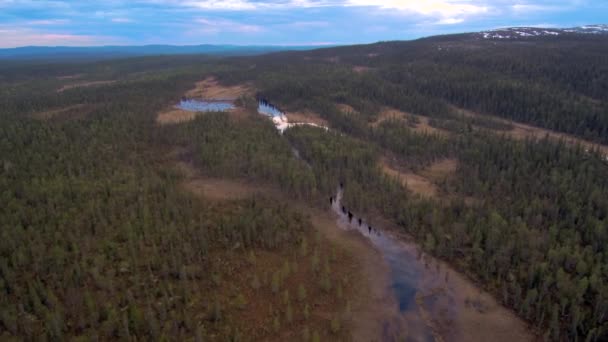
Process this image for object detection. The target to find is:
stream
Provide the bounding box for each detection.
[258,100,328,134]
[330,188,532,342]
[255,98,531,341]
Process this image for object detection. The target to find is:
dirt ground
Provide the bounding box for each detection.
[57,80,116,92]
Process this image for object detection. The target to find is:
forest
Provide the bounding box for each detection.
[1,30,608,341]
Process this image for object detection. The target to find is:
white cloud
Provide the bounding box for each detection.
[436,17,465,25]
[287,21,331,28]
[146,0,489,15]
[111,18,133,23]
[347,0,488,17]
[192,17,264,33]
[26,19,70,25]
[511,3,562,12]
[181,0,257,10]
[0,26,121,47]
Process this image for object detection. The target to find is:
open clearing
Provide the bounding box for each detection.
[373,108,450,136]
[419,158,458,180]
[352,66,372,73]
[157,77,252,125]
[379,157,458,198]
[170,151,531,341]
[171,156,399,340]
[57,80,116,92]
[336,103,357,114]
[186,77,252,100]
[285,110,328,126]
[57,74,83,80]
[372,218,534,342]
[31,104,90,120]
[175,161,277,200]
[456,107,608,156]
[380,157,439,198]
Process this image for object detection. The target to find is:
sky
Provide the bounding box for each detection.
[0,0,606,47]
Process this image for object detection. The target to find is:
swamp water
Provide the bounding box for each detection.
[176,99,234,112]
[330,189,531,342]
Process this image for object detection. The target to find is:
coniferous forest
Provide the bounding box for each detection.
[1,32,608,341]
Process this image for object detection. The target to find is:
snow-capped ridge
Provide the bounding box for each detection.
[478,24,608,40]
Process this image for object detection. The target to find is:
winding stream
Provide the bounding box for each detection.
[331,188,533,342]
[258,100,328,134]
[255,98,532,341]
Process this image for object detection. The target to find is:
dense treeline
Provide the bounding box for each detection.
[217,34,608,144]
[166,112,319,201]
[447,135,608,340]
[0,68,333,340]
[285,123,608,340]
[3,33,608,341]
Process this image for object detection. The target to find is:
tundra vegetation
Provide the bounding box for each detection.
[1,32,608,340]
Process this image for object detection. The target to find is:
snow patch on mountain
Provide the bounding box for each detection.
[478,25,608,39]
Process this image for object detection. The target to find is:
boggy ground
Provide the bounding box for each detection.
[156,77,252,125]
[379,156,457,199]
[172,157,396,341]
[455,107,608,156]
[350,212,536,342]
[172,151,534,341]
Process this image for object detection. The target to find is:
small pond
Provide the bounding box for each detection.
[176,99,234,112]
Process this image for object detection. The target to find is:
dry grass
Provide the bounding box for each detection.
[380,158,439,198]
[156,109,198,125]
[372,108,407,127]
[414,115,450,136]
[185,77,252,100]
[170,151,531,341]
[455,107,608,156]
[171,157,396,340]
[352,66,371,73]
[419,158,458,181]
[434,257,534,342]
[336,104,357,114]
[31,104,90,120]
[57,80,116,92]
[379,157,458,199]
[175,161,278,200]
[156,77,253,125]
[285,111,328,126]
[373,108,450,137]
[57,74,83,80]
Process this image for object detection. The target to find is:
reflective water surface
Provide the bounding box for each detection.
[176,99,234,112]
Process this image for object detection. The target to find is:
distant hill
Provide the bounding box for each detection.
[0,44,330,61]
[474,24,608,40]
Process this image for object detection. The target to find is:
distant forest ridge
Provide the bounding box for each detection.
[0,24,605,61]
[0,44,330,61]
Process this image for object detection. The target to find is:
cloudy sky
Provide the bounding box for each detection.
[0,0,606,47]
